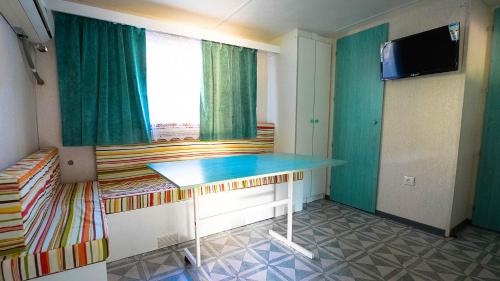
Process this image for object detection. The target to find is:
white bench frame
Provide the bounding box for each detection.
[105,181,304,262]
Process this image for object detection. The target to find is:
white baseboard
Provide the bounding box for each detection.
[304,193,325,204]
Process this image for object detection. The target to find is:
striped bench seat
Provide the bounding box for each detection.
[96,123,304,214]
[0,149,108,280]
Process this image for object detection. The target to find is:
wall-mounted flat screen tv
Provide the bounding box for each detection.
[381,22,460,80]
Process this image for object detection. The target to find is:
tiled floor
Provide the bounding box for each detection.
[107,200,500,281]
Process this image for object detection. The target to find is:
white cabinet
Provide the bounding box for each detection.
[277,30,332,204]
[296,37,316,156]
[311,40,331,202]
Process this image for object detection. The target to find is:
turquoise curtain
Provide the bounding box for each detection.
[55,12,151,146]
[200,41,257,140]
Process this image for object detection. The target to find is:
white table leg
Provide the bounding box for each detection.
[193,186,201,266]
[287,172,293,241]
[268,172,314,259]
[185,171,313,275]
[184,187,212,280]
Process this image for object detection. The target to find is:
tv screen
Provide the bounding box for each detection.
[381,23,460,80]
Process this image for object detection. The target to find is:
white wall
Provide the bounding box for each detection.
[332,0,477,233]
[450,0,491,229]
[257,51,279,123]
[266,52,279,124]
[275,30,299,154]
[0,15,39,170]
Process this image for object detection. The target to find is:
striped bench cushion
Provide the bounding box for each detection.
[100,173,303,214]
[0,148,61,256]
[96,123,304,214]
[0,181,109,281]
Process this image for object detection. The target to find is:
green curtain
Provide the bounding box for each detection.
[200,41,257,140]
[55,12,151,146]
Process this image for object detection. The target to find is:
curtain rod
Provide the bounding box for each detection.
[45,0,280,54]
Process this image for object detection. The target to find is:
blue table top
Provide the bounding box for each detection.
[148,153,347,189]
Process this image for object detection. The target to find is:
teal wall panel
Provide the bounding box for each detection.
[331,24,388,213]
[473,9,500,232]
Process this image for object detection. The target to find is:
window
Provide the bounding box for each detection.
[146,31,202,141]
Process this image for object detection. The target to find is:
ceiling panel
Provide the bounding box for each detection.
[71,0,421,40]
[148,0,249,19]
[230,0,416,36]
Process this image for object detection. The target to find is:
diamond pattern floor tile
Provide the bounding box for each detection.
[107,200,500,281]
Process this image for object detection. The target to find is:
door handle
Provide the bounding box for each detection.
[310,119,314,124]
[372,120,378,125]
[314,119,319,124]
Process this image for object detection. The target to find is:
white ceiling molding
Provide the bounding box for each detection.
[45,0,280,53]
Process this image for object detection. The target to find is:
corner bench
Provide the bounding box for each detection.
[96,123,303,214]
[0,148,108,281]
[96,123,305,261]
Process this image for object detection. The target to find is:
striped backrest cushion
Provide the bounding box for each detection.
[96,123,275,186]
[0,148,61,256]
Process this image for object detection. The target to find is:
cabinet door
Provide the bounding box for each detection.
[311,41,331,198]
[296,36,316,201]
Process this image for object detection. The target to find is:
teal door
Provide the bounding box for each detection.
[473,9,500,232]
[331,24,388,213]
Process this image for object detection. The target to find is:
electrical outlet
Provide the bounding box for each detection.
[403,176,415,186]
[157,233,179,248]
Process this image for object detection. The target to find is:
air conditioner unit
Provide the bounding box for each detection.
[0,0,54,43]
